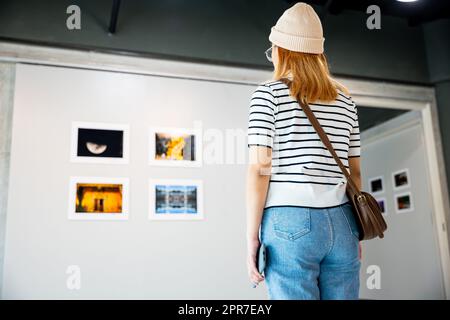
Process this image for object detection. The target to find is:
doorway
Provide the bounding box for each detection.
[359,109,445,299]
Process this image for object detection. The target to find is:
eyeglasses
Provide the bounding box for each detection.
[265,45,275,62]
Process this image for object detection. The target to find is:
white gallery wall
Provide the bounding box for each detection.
[2,64,263,299]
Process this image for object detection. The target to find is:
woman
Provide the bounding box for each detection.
[246,2,362,300]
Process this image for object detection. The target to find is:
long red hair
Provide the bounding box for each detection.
[272,45,350,104]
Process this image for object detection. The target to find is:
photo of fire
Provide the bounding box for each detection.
[75,183,123,213]
[155,132,195,161]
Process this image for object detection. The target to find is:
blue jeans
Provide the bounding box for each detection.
[260,202,361,300]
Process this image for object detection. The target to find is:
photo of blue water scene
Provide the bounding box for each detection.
[155,184,198,214]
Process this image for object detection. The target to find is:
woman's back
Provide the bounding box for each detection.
[247,79,361,208]
[246,2,362,300]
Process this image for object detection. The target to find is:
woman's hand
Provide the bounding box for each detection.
[247,237,265,286]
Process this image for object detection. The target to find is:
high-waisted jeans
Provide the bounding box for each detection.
[260,202,361,300]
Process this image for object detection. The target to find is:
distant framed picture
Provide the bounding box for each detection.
[149,179,203,220]
[369,176,384,194]
[376,197,387,216]
[392,168,410,190]
[395,192,414,214]
[68,176,129,220]
[71,122,129,164]
[149,127,202,167]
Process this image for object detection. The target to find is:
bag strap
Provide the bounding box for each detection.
[297,99,360,195]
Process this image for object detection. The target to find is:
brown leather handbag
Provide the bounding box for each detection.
[297,99,387,241]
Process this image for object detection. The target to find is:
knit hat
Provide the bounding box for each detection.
[269,2,324,54]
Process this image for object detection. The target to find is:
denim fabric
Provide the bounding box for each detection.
[260,201,361,300]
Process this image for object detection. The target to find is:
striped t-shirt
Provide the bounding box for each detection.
[247,79,361,208]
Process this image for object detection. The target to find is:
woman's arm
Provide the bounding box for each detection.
[349,157,362,190]
[245,83,276,285]
[349,156,362,260]
[246,146,272,240]
[246,146,272,285]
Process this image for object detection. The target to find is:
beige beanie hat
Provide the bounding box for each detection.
[269,2,324,54]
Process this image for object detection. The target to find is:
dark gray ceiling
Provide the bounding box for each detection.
[359,107,408,132]
[0,0,433,84]
[295,0,450,26]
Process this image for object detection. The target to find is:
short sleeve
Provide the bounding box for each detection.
[247,84,276,149]
[348,104,361,157]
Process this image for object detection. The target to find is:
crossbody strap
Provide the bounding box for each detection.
[297,99,360,195]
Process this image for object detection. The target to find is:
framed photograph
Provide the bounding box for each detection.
[369,176,384,194]
[68,176,129,220]
[71,121,129,164]
[149,179,204,220]
[395,192,414,214]
[392,168,410,190]
[376,197,387,216]
[149,127,202,167]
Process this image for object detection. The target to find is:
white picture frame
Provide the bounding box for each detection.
[392,168,410,190]
[369,175,384,194]
[149,127,202,167]
[68,176,129,220]
[149,178,204,220]
[395,191,414,214]
[70,121,130,164]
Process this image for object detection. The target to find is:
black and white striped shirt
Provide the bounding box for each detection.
[247,80,361,208]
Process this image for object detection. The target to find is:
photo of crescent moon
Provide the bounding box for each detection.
[86,142,108,155]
